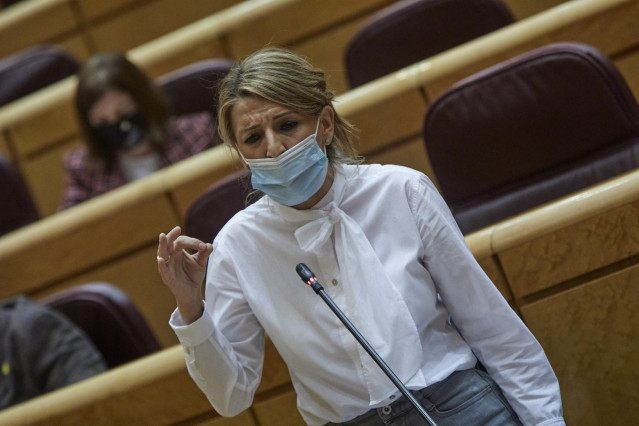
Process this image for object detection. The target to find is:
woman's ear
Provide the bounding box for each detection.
[320,105,335,146]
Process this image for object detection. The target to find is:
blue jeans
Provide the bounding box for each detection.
[326,368,522,426]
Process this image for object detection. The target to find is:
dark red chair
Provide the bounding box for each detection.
[185,169,254,244]
[40,282,161,368]
[422,42,639,234]
[157,58,234,117]
[0,154,39,236]
[344,0,514,88]
[156,58,234,148]
[0,45,79,107]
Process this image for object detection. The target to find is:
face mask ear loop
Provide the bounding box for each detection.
[315,114,328,155]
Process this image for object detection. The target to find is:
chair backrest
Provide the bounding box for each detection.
[157,58,235,117]
[0,154,39,236]
[422,42,639,234]
[344,0,514,88]
[185,169,254,244]
[0,45,79,107]
[40,282,161,368]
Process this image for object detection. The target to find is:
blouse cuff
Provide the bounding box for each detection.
[169,301,215,347]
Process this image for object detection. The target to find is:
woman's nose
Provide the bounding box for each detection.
[265,133,287,158]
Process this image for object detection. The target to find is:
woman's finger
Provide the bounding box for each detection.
[173,235,208,253]
[157,232,169,259]
[193,243,213,266]
[164,226,182,251]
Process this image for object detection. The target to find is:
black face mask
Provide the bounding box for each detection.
[91,112,147,152]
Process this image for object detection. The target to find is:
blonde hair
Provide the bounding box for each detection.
[217,47,360,164]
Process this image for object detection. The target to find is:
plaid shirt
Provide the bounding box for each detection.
[61,112,217,210]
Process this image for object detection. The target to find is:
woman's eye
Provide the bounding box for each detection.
[281,121,298,131]
[244,134,259,145]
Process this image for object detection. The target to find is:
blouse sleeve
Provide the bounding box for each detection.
[408,173,565,426]
[170,240,265,417]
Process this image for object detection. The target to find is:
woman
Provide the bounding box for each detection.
[157,48,565,425]
[61,52,215,209]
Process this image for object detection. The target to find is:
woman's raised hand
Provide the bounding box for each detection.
[157,226,213,324]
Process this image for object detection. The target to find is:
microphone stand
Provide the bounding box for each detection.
[296,263,437,426]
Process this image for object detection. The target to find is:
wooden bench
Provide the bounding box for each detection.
[0,166,637,425]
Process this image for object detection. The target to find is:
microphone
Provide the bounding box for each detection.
[295,263,437,426]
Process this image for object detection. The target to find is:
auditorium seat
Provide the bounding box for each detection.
[0,153,39,236]
[185,168,254,244]
[344,0,514,88]
[0,45,79,107]
[157,58,234,118]
[40,282,161,369]
[422,42,639,235]
[156,58,234,149]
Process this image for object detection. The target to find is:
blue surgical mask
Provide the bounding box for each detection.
[242,118,328,206]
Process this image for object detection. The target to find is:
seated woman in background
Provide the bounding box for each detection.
[61,52,216,209]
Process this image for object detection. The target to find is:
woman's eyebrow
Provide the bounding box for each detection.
[240,111,295,132]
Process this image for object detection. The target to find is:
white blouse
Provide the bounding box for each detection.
[170,163,565,426]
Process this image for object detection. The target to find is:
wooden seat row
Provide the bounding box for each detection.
[0,162,637,425]
[0,0,570,217]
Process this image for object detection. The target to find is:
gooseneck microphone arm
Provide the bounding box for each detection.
[295,263,437,426]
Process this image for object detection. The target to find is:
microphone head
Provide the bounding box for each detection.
[296,263,315,282]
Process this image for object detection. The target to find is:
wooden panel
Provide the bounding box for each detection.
[0,0,78,57]
[226,0,396,59]
[0,192,178,298]
[478,256,513,302]
[502,0,569,20]
[252,390,305,426]
[0,347,209,425]
[364,136,435,183]
[143,38,227,80]
[89,0,240,52]
[521,264,639,426]
[345,89,426,155]
[614,48,639,102]
[499,199,639,298]
[291,15,370,94]
[9,94,77,158]
[56,359,209,425]
[77,0,146,21]
[21,139,82,217]
[57,33,93,62]
[33,245,180,348]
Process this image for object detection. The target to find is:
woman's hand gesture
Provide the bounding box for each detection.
[157,226,213,324]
